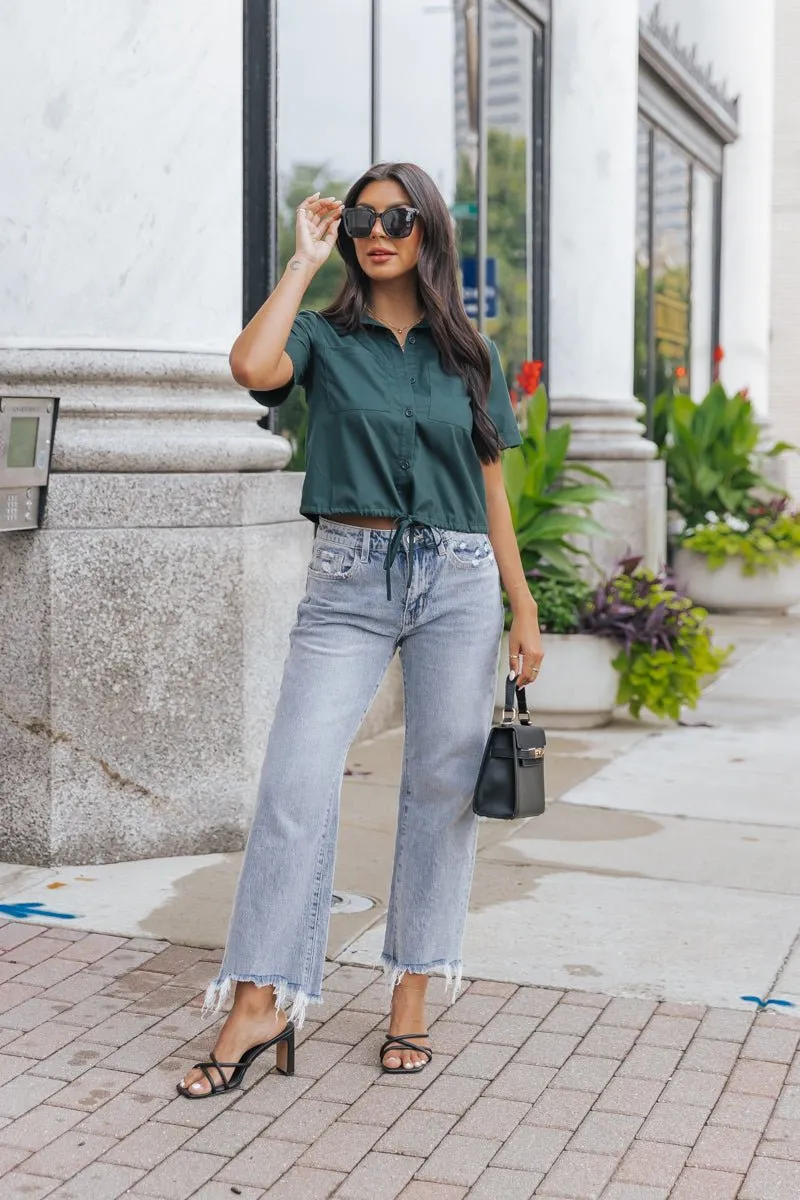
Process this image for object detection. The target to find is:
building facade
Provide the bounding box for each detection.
[266,0,789,561]
[0,0,792,864]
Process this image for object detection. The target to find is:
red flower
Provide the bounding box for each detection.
[674,365,687,380]
[713,345,725,363]
[516,360,544,395]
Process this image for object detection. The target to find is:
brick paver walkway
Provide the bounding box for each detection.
[0,922,798,1198]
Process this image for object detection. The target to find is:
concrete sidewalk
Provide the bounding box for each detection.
[0,925,798,1198]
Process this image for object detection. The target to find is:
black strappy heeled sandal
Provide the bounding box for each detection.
[176,1021,295,1099]
[380,1032,433,1075]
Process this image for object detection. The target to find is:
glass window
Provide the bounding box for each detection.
[383,0,482,308]
[485,0,536,377]
[382,0,544,380]
[453,0,480,268]
[378,0,458,202]
[380,0,480,310]
[276,0,371,466]
[653,136,691,395]
[277,0,370,290]
[268,0,548,463]
[634,119,721,424]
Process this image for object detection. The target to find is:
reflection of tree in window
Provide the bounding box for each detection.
[633,120,720,421]
[653,137,691,397]
[455,0,534,387]
[486,2,533,380]
[456,129,531,376]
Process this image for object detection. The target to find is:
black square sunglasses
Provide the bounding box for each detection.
[341,204,420,240]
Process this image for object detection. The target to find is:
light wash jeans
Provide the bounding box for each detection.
[204,517,504,1026]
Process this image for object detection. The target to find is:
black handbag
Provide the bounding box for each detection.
[473,674,546,819]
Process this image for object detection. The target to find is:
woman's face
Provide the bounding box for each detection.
[351,179,424,283]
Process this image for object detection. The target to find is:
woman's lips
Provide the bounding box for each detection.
[368,250,395,262]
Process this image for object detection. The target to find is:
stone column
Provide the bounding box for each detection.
[0,2,313,865]
[548,0,666,572]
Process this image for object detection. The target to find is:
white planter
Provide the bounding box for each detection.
[496,631,619,729]
[673,548,800,613]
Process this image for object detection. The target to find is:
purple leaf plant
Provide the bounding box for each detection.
[578,556,696,656]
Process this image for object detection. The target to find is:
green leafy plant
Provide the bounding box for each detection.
[651,382,793,525]
[613,633,726,722]
[580,559,730,721]
[505,574,592,634]
[502,386,620,582]
[679,505,800,576]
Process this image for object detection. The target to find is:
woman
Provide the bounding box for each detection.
[177,162,543,1097]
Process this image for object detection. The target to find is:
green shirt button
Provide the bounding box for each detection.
[409,376,416,385]
[400,459,410,470]
[408,335,416,344]
[405,407,414,417]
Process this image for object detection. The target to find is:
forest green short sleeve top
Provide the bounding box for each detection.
[252,310,522,534]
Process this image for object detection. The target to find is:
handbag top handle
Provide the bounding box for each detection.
[503,673,531,726]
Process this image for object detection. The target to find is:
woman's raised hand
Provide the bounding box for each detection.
[293,194,343,271]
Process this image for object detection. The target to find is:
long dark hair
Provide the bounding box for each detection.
[321,162,501,463]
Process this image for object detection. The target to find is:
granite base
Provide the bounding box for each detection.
[0,472,403,865]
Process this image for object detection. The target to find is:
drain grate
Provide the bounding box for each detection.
[330,891,376,915]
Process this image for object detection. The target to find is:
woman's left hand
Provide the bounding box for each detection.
[508,608,544,687]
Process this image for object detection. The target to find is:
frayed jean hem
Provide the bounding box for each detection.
[380,954,464,1005]
[202,973,322,1030]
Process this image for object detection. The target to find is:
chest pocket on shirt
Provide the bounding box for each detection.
[323,341,392,413]
[427,371,474,432]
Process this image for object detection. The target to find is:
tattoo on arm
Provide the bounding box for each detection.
[289,259,304,272]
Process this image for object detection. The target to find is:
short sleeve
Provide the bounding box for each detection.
[249,309,319,408]
[487,341,523,450]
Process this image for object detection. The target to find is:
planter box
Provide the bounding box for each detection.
[673,548,800,613]
[496,631,618,729]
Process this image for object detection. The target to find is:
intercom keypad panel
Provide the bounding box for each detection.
[0,396,58,532]
[2,488,37,531]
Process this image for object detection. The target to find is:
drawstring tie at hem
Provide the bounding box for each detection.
[383,516,442,601]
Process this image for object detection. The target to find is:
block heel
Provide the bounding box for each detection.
[275,1025,295,1075]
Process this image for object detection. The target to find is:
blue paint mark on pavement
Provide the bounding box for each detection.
[740,994,796,1010]
[0,901,77,921]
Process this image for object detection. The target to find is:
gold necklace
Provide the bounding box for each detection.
[367,306,424,337]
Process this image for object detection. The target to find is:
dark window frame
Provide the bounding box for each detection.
[243,0,278,327]
[514,0,550,22]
